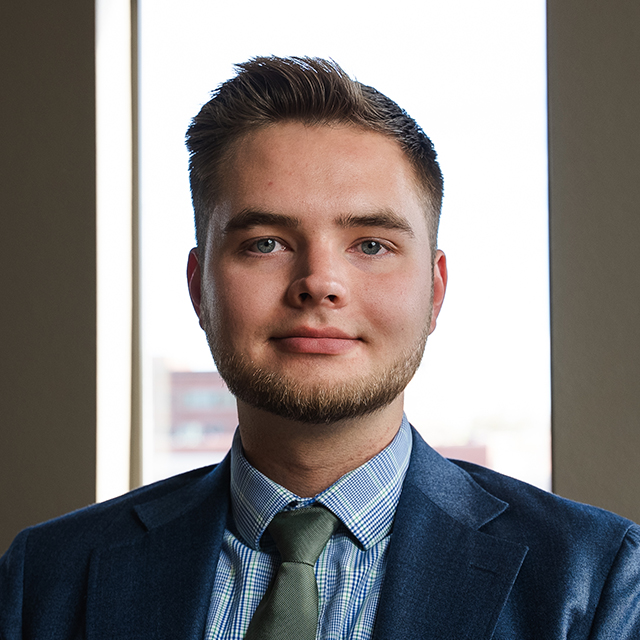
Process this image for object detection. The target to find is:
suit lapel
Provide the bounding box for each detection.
[81,429,527,639]
[85,456,231,640]
[373,432,528,640]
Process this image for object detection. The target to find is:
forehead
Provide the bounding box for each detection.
[216,122,426,220]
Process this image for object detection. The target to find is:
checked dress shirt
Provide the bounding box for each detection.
[204,416,412,640]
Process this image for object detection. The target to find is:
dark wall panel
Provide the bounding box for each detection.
[0,0,97,553]
[549,0,640,521]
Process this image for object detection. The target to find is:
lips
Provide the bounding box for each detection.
[271,327,360,355]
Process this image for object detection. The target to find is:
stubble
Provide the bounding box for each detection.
[200,289,433,425]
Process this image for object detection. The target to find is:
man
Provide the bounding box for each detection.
[1,56,639,639]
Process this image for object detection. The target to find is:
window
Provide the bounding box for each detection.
[138,0,550,488]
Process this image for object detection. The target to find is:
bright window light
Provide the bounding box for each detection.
[138,0,549,488]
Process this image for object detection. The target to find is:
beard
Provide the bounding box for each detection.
[203,330,428,424]
[200,303,433,425]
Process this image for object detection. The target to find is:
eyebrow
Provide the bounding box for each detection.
[222,207,415,237]
[223,209,300,234]
[336,210,415,237]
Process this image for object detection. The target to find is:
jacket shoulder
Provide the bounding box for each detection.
[449,459,640,638]
[0,462,229,638]
[1,462,222,587]
[29,463,218,542]
[452,458,636,533]
[450,458,639,582]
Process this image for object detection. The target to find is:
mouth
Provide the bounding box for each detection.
[271,327,361,355]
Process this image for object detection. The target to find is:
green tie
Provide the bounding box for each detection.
[244,505,339,640]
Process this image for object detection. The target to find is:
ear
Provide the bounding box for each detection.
[429,250,447,334]
[187,247,204,327]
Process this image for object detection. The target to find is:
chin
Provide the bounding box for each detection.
[212,350,423,425]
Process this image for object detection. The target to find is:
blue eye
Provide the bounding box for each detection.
[255,238,277,253]
[361,240,383,255]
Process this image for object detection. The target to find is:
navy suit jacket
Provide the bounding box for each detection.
[2,428,640,639]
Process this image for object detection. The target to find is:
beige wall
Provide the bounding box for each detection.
[548,0,640,521]
[1,1,639,554]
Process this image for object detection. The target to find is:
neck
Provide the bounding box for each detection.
[236,396,405,497]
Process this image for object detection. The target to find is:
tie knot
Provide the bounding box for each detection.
[268,505,339,565]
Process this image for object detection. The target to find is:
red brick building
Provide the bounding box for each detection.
[170,371,237,452]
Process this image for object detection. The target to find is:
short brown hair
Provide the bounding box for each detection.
[186,56,443,251]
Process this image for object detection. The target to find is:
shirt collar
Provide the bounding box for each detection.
[229,415,412,551]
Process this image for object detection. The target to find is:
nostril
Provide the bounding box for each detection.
[291,281,346,306]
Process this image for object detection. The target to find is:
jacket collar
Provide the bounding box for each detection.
[403,428,509,529]
[373,429,528,640]
[86,455,232,639]
[85,429,528,639]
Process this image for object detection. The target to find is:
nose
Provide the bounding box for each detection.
[286,248,349,308]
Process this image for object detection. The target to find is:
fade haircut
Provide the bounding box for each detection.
[186,56,443,253]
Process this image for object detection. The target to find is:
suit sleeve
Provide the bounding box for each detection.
[588,524,640,639]
[0,529,27,638]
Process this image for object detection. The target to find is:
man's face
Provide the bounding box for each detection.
[188,122,446,424]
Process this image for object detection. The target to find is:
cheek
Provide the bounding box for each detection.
[207,265,284,332]
[357,267,432,337]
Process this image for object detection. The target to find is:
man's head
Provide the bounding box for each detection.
[186,57,447,425]
[186,56,443,256]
